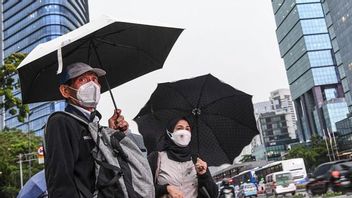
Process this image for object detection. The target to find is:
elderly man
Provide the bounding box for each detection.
[44,62,128,197]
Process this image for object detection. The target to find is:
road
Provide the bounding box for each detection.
[256,189,352,198]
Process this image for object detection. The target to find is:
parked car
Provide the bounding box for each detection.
[306,159,352,195]
[237,183,257,198]
[265,171,296,197]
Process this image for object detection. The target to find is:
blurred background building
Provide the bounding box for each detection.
[1,0,89,136]
[238,89,298,162]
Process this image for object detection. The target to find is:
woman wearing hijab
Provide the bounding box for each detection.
[147,117,218,198]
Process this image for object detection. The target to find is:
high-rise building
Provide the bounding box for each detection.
[251,89,298,161]
[322,0,352,155]
[271,0,348,142]
[258,111,298,161]
[2,0,89,135]
[270,89,297,139]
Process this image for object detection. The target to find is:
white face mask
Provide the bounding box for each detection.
[168,129,192,147]
[70,81,101,108]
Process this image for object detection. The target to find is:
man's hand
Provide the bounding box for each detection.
[195,158,207,175]
[108,109,129,131]
[167,185,184,198]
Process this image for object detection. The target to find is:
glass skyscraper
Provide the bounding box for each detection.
[271,0,348,142]
[2,0,89,136]
[323,0,352,112]
[323,0,352,154]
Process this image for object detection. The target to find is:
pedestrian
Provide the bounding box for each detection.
[147,117,218,198]
[219,179,235,198]
[44,62,129,197]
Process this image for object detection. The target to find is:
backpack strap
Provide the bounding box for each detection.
[74,176,94,198]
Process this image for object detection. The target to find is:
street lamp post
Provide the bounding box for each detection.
[19,154,23,188]
[26,111,33,178]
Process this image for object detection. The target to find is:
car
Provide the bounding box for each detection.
[265,171,296,197]
[237,183,257,198]
[306,159,352,195]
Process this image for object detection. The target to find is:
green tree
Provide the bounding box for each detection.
[0,52,29,123]
[286,135,329,171]
[0,129,44,198]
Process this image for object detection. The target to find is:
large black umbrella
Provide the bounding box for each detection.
[17,16,183,106]
[134,74,259,166]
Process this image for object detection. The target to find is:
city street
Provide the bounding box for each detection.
[256,189,352,198]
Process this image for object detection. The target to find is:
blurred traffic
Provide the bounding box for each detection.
[215,158,352,197]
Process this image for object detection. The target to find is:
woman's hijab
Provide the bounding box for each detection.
[162,117,192,162]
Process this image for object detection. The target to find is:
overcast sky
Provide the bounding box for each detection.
[89,0,289,130]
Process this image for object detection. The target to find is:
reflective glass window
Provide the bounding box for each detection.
[297,3,324,19]
[301,18,327,34]
[304,34,331,50]
[312,67,338,85]
[324,88,337,100]
[308,50,334,67]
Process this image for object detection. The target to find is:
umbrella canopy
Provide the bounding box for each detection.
[17,16,183,104]
[17,170,47,198]
[134,74,259,166]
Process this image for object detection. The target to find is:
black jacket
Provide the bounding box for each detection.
[148,151,218,198]
[44,105,96,198]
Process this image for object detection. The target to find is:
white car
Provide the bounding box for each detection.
[265,171,296,197]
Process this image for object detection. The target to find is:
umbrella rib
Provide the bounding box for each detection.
[203,112,258,132]
[148,107,190,115]
[163,84,194,109]
[195,74,210,108]
[201,93,248,110]
[25,37,91,101]
[93,37,162,66]
[94,27,131,38]
[197,116,231,163]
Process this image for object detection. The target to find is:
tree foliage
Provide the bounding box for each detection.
[286,135,329,172]
[0,53,29,123]
[0,129,44,198]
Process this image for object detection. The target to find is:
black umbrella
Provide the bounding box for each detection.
[134,74,259,166]
[17,16,183,107]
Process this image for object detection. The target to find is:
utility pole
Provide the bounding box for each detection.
[27,111,33,177]
[322,129,332,161]
[18,154,23,188]
[17,152,37,189]
[330,128,340,160]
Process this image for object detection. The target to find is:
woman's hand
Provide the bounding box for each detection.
[108,109,129,131]
[167,185,184,198]
[195,158,207,175]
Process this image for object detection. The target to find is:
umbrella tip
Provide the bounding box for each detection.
[192,108,201,116]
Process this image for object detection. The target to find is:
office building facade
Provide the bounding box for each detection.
[2,0,89,135]
[271,0,348,142]
[258,111,298,161]
[323,0,352,155]
[252,89,298,161]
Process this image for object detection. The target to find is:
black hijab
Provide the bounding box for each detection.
[162,117,192,162]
